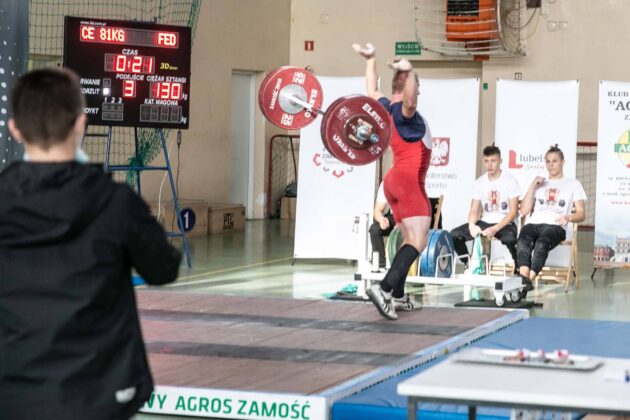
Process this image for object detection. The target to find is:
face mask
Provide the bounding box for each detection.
[75,147,90,163]
[23,147,90,163]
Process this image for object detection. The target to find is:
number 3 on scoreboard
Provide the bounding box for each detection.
[122,80,136,98]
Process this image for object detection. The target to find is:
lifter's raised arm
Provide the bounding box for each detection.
[352,43,385,101]
[389,58,417,118]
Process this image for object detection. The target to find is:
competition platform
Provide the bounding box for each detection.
[137,290,527,419]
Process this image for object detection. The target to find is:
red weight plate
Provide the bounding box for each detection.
[320,95,391,165]
[258,66,324,130]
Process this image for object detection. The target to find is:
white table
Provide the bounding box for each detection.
[398,348,630,420]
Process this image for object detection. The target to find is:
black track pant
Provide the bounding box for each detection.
[369,212,396,268]
[516,223,566,274]
[450,221,518,265]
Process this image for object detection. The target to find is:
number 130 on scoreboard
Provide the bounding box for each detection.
[120,80,183,100]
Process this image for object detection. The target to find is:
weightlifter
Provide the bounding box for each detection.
[353,43,432,320]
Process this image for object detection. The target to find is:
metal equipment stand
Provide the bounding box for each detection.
[84,126,192,268]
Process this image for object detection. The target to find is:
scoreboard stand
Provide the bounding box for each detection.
[65,16,193,269]
[84,126,192,269]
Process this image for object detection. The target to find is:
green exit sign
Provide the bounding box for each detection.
[395,41,421,56]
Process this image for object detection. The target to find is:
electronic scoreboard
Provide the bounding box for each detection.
[63,16,191,129]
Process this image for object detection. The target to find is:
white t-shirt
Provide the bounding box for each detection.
[471,171,520,224]
[525,177,587,227]
[375,182,390,214]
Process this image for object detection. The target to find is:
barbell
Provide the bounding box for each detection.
[258,66,391,165]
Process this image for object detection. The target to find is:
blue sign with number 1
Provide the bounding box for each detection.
[180,208,196,232]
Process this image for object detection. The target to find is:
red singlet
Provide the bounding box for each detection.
[383,114,432,223]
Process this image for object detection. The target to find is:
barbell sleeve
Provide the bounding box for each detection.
[280,91,325,115]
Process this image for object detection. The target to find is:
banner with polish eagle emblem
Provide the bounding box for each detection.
[419,78,480,230]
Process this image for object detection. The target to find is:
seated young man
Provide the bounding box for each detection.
[369,181,396,268]
[450,145,519,268]
[517,145,586,291]
[0,68,182,420]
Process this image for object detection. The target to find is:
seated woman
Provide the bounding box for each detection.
[517,145,586,291]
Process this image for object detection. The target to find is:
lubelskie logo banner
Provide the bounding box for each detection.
[508,149,545,171]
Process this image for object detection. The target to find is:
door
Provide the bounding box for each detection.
[229,72,255,218]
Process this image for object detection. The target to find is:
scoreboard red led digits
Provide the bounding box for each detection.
[63,16,191,129]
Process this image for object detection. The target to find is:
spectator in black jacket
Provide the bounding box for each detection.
[0,68,182,420]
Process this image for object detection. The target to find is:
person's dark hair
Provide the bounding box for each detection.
[483,145,501,158]
[11,68,85,149]
[545,144,564,160]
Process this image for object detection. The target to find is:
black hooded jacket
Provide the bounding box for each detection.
[0,162,181,419]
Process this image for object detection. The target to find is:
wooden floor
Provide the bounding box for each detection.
[138,290,509,395]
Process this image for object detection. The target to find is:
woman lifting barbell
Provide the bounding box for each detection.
[353,43,433,320]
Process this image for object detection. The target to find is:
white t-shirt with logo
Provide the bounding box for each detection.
[525,177,587,227]
[471,171,520,224]
[375,182,390,214]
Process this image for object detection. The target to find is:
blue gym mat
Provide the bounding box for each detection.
[332,317,630,420]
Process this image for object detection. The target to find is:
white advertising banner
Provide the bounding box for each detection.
[495,80,580,194]
[294,76,375,260]
[419,78,480,230]
[594,81,630,268]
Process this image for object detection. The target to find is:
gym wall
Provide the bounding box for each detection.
[28,1,624,217]
[140,0,291,219]
[287,0,630,177]
[479,0,630,149]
